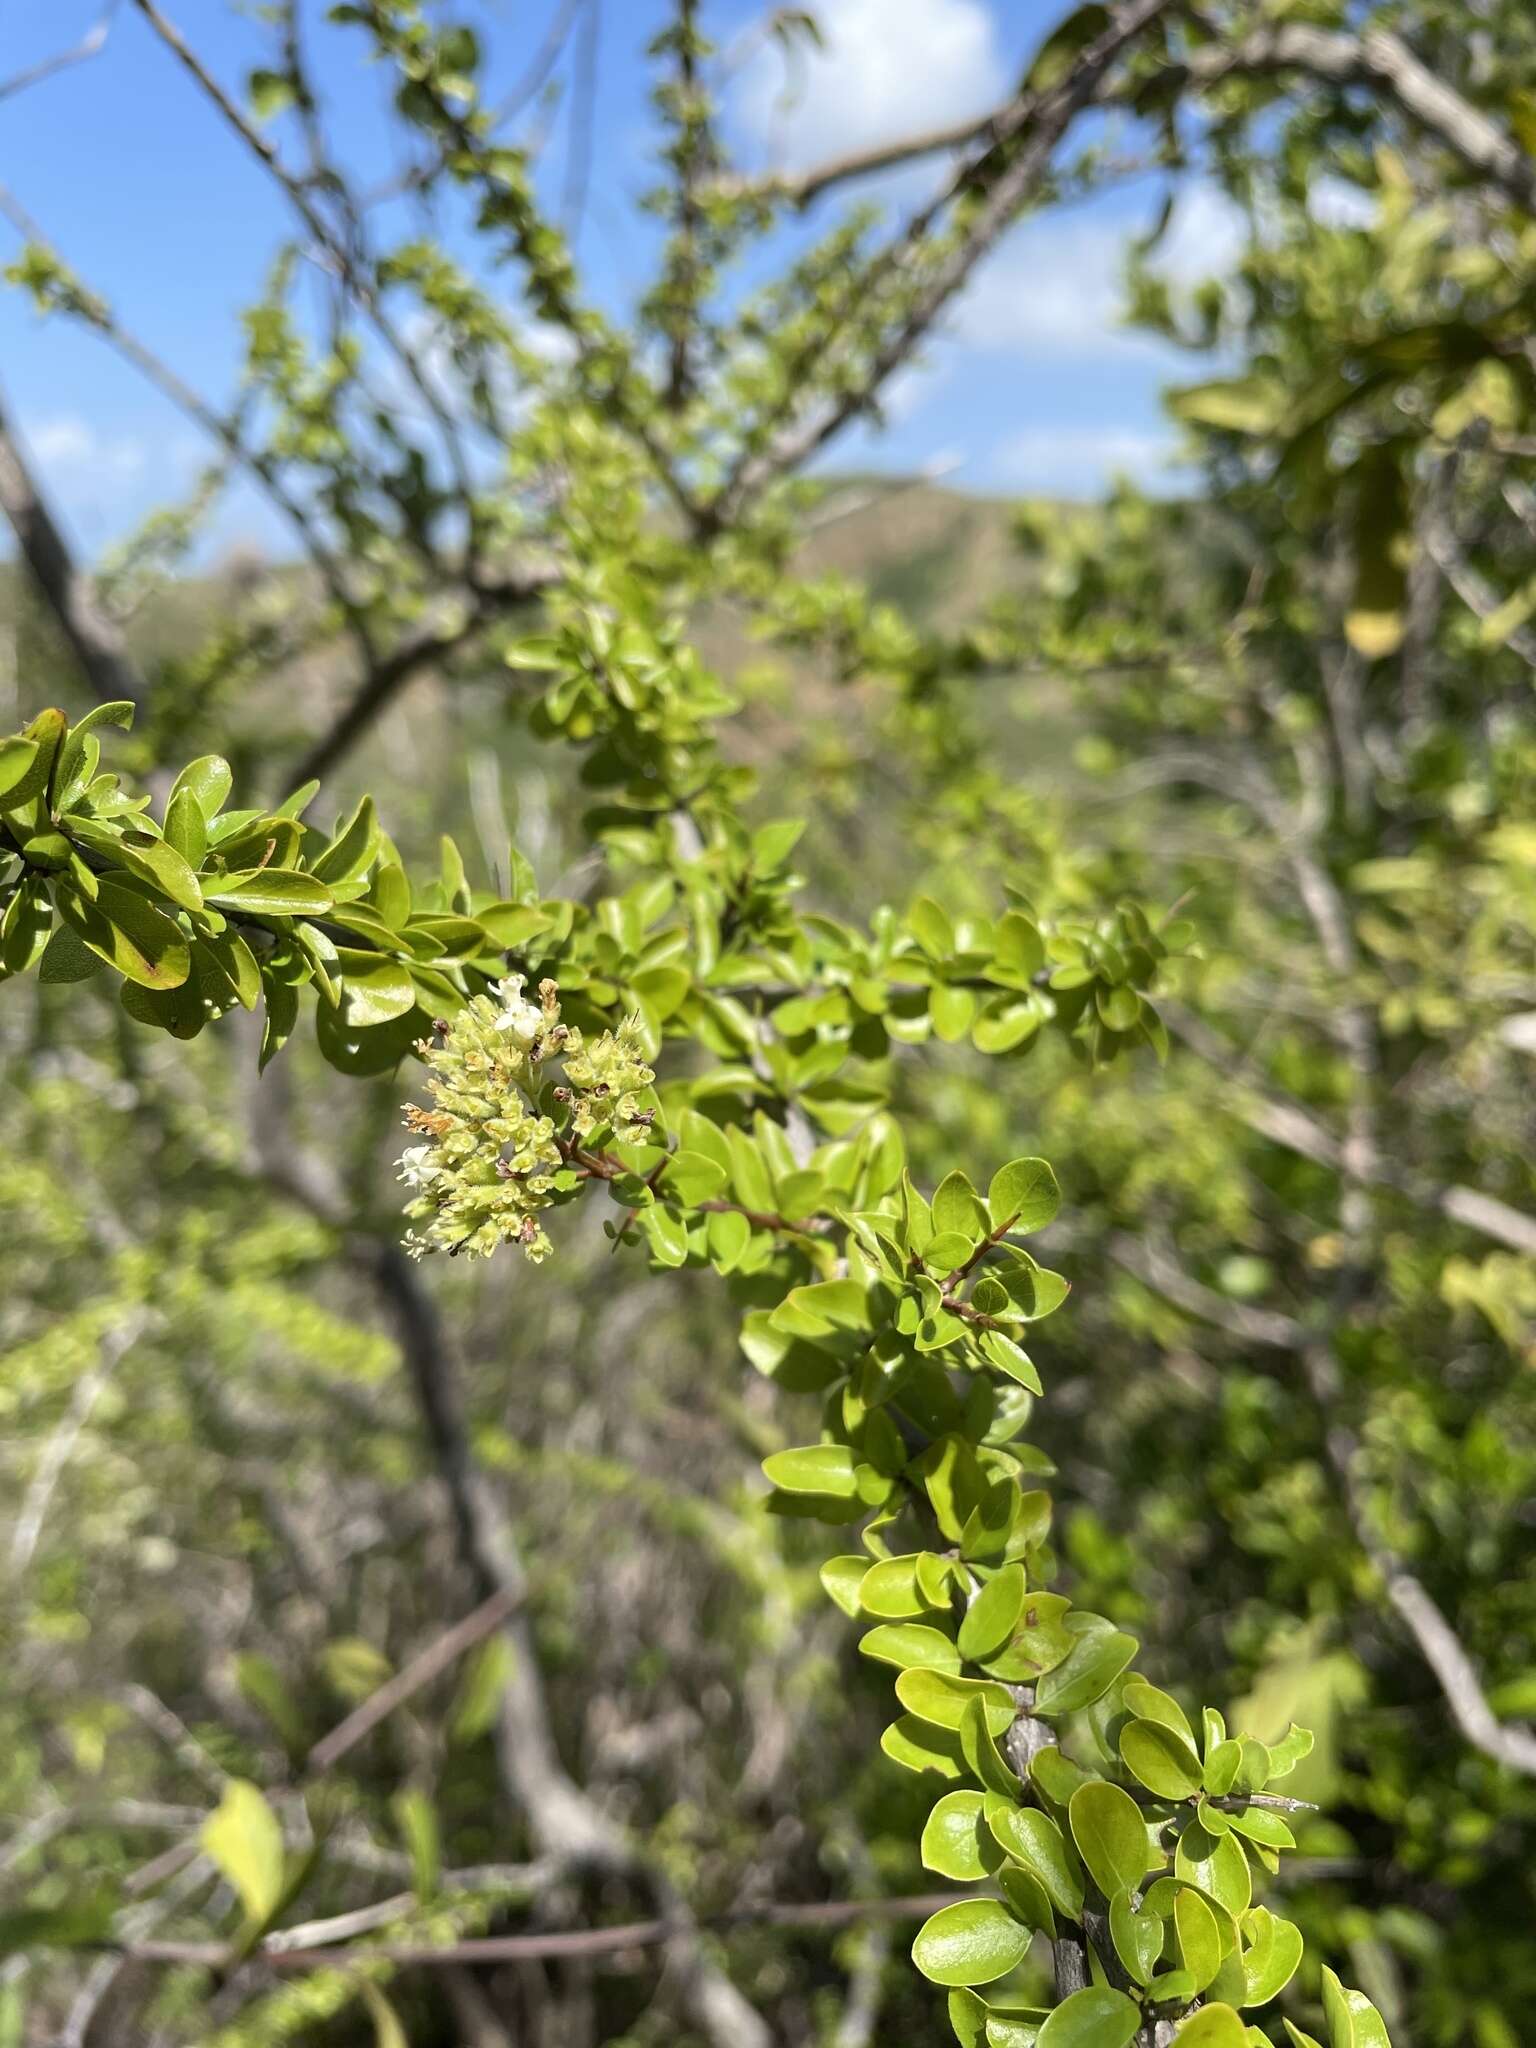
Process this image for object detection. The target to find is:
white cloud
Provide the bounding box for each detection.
[956,182,1245,361]
[29,415,146,479]
[991,424,1182,495]
[732,0,1004,168]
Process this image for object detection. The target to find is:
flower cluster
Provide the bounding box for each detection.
[399,976,655,1261]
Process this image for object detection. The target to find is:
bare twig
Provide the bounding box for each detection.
[1162,1001,1536,1259]
[562,0,601,236]
[244,1050,772,2048]
[123,1888,964,1971]
[0,2,121,106]
[1422,511,1536,669]
[0,181,363,639]
[117,1686,231,1797]
[283,556,562,794]
[713,23,1536,217]
[128,0,478,528]
[1183,24,1536,213]
[710,0,1174,522]
[1112,1231,1536,1779]
[10,1312,150,1569]
[0,390,148,705]
[304,1584,524,1776]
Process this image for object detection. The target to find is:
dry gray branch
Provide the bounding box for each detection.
[0,391,148,705]
[1111,1231,1536,1779]
[716,22,1536,216]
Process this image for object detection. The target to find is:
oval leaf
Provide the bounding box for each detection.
[1121,1718,1204,1801]
[1068,1781,1150,1901]
[1174,2009,1249,2047]
[959,1564,1028,1661]
[920,1789,998,1881]
[1034,1985,1140,2048]
[987,1157,1060,1234]
[911,1899,1032,1988]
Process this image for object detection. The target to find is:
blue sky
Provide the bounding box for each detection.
[0,0,1240,561]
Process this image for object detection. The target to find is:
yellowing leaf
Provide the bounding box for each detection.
[200,1779,285,1928]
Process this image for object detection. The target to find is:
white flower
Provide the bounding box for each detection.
[397,1143,437,1189]
[491,974,544,1051]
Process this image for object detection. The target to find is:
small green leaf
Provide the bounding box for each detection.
[200,1779,285,1928]
[932,984,978,1042]
[960,1694,1021,1797]
[985,1802,1084,1920]
[391,1788,441,1903]
[1262,1724,1314,1782]
[980,1330,1043,1392]
[911,1898,1032,1988]
[896,1668,1016,1735]
[1238,1906,1303,2005]
[641,1203,689,1268]
[1034,1984,1140,2048]
[764,1444,858,1498]
[1173,2009,1249,2047]
[0,736,39,801]
[1109,1885,1162,1986]
[819,1555,868,1618]
[1121,1680,1196,1748]
[958,1564,1027,1661]
[1175,1885,1224,1992]
[53,700,132,805]
[1034,1627,1136,1716]
[314,1000,424,1076]
[1321,1968,1391,2048]
[987,1158,1060,1234]
[333,948,417,1027]
[64,817,205,912]
[859,1623,962,1673]
[312,794,380,883]
[206,868,336,915]
[169,753,233,821]
[1120,1719,1204,1800]
[752,818,804,870]
[163,785,208,866]
[1203,1738,1243,1796]
[1175,1822,1251,1917]
[920,1789,1000,1881]
[38,921,104,983]
[949,1987,990,2048]
[248,66,298,121]
[1024,1,1110,91]
[57,876,191,989]
[881,1715,967,1778]
[663,1148,728,1204]
[770,1278,870,1336]
[0,872,51,974]
[980,1591,1075,1684]
[933,1169,989,1238]
[1069,1781,1150,1900]
[1225,1805,1295,1851]
[908,895,956,960]
[860,1554,944,1619]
